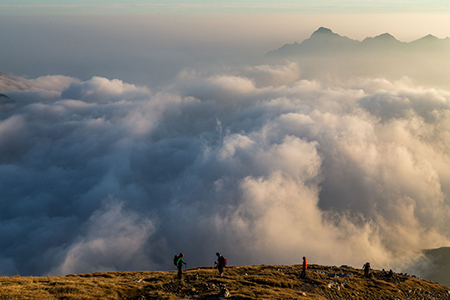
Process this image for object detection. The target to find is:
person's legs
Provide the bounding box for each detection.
[177,265,182,280]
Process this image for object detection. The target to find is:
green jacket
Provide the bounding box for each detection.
[177,257,185,266]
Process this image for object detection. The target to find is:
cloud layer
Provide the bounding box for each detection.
[1,64,450,276]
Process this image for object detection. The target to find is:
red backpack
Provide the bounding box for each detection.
[219,256,227,267]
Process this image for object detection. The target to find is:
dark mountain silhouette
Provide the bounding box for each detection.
[361,33,404,52]
[409,34,450,51]
[298,26,360,53]
[267,27,450,57]
[267,27,359,56]
[265,27,450,89]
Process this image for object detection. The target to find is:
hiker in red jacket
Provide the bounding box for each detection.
[300,256,307,279]
[215,252,226,277]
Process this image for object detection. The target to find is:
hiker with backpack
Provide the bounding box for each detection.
[300,256,307,279]
[363,262,371,278]
[214,252,227,277]
[174,253,186,280]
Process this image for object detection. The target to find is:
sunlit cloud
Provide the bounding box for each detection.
[2,61,450,277]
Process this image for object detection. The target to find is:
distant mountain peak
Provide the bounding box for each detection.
[417,34,439,42]
[375,33,397,40]
[310,27,338,38]
[362,33,400,44]
[424,34,437,39]
[314,27,334,34]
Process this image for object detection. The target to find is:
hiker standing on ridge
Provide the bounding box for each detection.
[300,256,307,279]
[176,253,186,280]
[363,262,371,278]
[214,252,226,277]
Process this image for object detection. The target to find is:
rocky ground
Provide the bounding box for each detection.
[0,264,448,299]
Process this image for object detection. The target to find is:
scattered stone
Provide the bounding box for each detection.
[327,272,349,278]
[327,282,340,290]
[219,288,230,298]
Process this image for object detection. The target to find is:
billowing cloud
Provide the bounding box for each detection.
[49,198,162,275]
[244,63,302,87]
[1,65,450,277]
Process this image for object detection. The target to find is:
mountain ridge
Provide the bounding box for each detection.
[266,27,450,57]
[0,263,448,299]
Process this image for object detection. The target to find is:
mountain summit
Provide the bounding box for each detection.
[311,26,336,37]
[306,27,360,52]
[267,27,361,56]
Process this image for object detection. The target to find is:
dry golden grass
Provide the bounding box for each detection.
[0,264,448,299]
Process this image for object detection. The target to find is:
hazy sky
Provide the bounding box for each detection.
[2,12,450,86]
[2,0,450,83]
[2,0,450,281]
[2,0,450,15]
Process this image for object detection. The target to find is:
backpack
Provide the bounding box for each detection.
[219,256,227,267]
[174,255,179,266]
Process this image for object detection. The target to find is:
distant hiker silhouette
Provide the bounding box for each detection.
[300,256,307,279]
[363,262,371,278]
[214,252,227,277]
[387,269,393,278]
[174,253,186,280]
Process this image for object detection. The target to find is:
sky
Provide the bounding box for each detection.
[1,0,450,281]
[2,0,450,15]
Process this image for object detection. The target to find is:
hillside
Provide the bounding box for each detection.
[0,264,448,299]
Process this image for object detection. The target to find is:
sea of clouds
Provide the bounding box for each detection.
[1,62,450,277]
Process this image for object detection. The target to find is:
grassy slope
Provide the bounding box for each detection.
[0,264,448,299]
